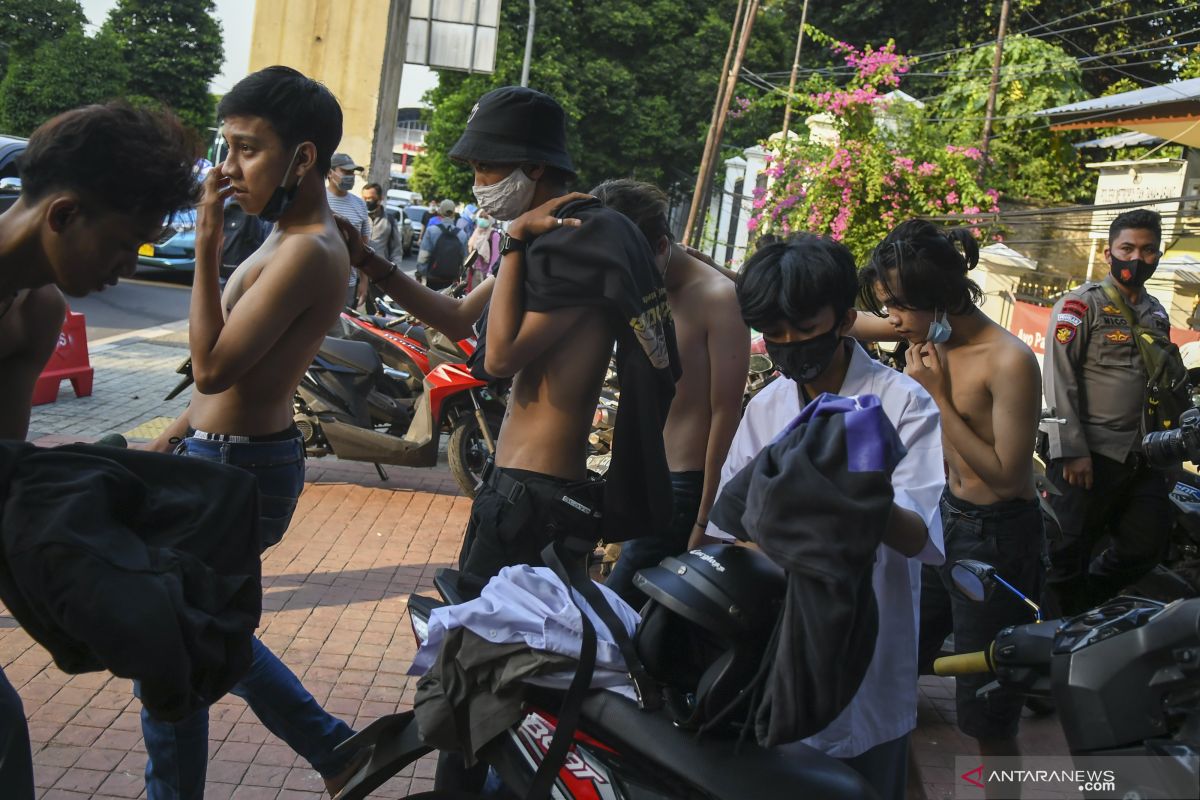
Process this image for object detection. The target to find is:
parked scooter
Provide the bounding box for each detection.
[934,558,1200,797]
[330,555,878,800]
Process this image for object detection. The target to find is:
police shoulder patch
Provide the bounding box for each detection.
[1062,299,1089,318]
[1057,312,1083,326]
[1055,323,1077,345]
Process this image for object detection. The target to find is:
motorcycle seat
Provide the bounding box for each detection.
[575,690,878,800]
[319,336,382,376]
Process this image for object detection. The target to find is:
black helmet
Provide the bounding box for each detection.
[633,545,785,731]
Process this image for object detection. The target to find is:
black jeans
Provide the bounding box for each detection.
[459,466,604,585]
[1046,453,1170,616]
[604,471,702,609]
[0,666,33,800]
[918,489,1046,740]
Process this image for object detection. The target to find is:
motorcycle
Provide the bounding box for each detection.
[330,564,878,800]
[293,314,505,497]
[934,558,1200,798]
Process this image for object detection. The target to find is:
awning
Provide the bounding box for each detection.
[1156,237,1200,286]
[979,242,1037,271]
[1037,78,1200,147]
[1073,131,1163,149]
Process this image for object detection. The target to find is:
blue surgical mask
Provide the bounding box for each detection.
[926,310,952,344]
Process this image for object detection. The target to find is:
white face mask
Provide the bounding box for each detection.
[926,309,952,344]
[472,166,536,221]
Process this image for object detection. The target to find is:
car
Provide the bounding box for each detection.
[138,207,196,272]
[388,188,423,208]
[404,205,428,251]
[0,135,28,214]
[385,207,415,257]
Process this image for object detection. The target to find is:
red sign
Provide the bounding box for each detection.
[1007,300,1200,352]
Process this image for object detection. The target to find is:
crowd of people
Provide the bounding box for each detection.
[0,62,1181,800]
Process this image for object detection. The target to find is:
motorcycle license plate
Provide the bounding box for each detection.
[138,243,154,257]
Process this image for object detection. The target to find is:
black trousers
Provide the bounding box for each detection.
[1046,452,1170,616]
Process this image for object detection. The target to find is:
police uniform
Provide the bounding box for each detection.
[1042,276,1171,615]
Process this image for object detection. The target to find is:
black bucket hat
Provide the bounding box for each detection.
[448,86,575,178]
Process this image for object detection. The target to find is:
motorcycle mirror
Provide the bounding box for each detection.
[951,559,1043,621]
[951,560,996,602]
[748,353,774,374]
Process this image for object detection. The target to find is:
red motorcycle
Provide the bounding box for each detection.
[294,308,505,496]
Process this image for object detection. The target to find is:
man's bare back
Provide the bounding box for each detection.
[186,222,348,436]
[494,306,614,480]
[0,287,66,439]
[662,252,744,472]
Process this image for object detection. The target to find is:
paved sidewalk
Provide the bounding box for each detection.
[12,329,1076,799]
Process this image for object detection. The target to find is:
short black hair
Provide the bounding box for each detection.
[859,219,981,315]
[19,102,197,218]
[217,66,342,173]
[362,182,384,194]
[736,234,859,331]
[591,179,671,246]
[1108,208,1161,246]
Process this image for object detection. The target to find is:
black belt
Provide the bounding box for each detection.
[479,458,527,504]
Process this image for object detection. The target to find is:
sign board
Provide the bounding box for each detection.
[1087,158,1189,239]
[407,0,502,74]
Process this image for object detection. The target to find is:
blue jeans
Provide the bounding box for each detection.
[140,431,355,799]
[0,666,34,800]
[605,471,703,609]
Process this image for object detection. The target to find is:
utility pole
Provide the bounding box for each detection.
[369,0,412,191]
[684,0,759,248]
[521,1,536,87]
[780,0,810,141]
[979,0,1012,174]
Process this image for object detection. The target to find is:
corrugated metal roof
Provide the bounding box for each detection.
[1073,131,1163,149]
[1038,78,1200,118]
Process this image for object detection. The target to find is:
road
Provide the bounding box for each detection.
[72,254,421,342]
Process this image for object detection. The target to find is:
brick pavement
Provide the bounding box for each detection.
[11,328,1077,799]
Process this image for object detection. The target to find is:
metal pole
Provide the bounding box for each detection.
[692,0,760,248]
[521,0,536,87]
[683,0,749,247]
[780,0,810,140]
[980,0,1012,174]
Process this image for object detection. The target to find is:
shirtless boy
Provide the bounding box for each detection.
[350,87,677,585]
[0,102,196,800]
[859,219,1044,763]
[589,180,749,606]
[144,66,360,799]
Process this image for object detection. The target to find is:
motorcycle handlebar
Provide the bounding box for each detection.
[933,648,992,677]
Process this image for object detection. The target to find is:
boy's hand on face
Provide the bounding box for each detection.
[196,163,234,245]
[904,341,949,404]
[507,192,591,240]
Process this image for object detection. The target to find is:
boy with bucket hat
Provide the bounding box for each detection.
[347,86,679,586]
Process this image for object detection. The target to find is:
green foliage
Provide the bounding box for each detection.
[753,38,1001,263]
[0,28,127,136]
[101,0,223,134]
[0,0,87,81]
[932,35,1090,204]
[413,0,749,202]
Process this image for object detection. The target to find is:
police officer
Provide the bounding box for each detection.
[1043,208,1175,616]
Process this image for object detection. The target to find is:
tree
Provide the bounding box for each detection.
[752,37,1001,263]
[932,35,1090,204]
[101,0,222,134]
[413,0,763,203]
[0,0,87,82]
[0,28,127,135]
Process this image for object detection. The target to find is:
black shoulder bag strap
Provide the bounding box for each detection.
[524,538,663,800]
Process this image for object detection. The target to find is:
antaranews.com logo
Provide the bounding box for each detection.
[953,756,1198,799]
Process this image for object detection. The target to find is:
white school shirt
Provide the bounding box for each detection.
[707,340,945,758]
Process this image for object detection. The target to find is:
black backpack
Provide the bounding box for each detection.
[428,223,466,283]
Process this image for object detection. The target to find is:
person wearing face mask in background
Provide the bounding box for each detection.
[1040,209,1185,617]
[360,182,404,312]
[465,208,501,290]
[859,220,1044,776]
[705,234,943,800]
[325,152,370,307]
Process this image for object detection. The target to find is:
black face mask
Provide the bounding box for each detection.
[765,325,842,384]
[256,146,304,223]
[1110,255,1158,288]
[365,200,380,212]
